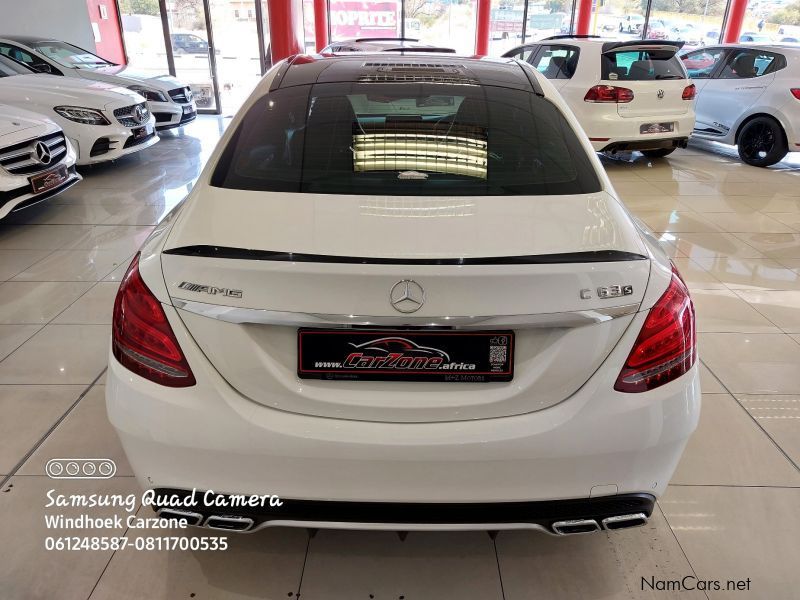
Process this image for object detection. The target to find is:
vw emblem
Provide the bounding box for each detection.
[390,280,425,314]
[34,141,51,165]
[133,104,146,124]
[657,89,665,99]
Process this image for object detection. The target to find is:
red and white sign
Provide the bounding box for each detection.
[329,1,400,39]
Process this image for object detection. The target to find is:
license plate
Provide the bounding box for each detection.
[29,165,68,194]
[298,329,514,382]
[183,105,194,115]
[640,122,675,134]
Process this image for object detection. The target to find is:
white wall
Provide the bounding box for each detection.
[4,0,96,51]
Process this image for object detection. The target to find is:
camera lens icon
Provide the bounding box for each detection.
[46,458,117,479]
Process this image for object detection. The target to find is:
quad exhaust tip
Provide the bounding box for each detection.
[553,513,648,535]
[552,519,601,535]
[156,508,204,526]
[205,515,255,532]
[601,513,648,530]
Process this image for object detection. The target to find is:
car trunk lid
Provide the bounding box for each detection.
[161,188,651,423]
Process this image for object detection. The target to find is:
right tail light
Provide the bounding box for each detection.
[790,89,800,100]
[682,84,696,100]
[584,85,634,103]
[112,254,196,387]
[614,267,696,393]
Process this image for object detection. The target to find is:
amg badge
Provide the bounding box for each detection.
[178,281,243,298]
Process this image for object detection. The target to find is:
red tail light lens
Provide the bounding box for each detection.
[584,85,634,103]
[791,89,800,100]
[682,84,696,100]
[614,267,696,393]
[112,254,195,387]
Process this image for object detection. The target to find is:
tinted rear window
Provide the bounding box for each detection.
[211,82,601,196]
[601,50,686,81]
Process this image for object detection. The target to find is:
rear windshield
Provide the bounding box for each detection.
[211,83,601,196]
[601,50,685,81]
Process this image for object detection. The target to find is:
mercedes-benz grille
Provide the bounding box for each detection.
[114,103,150,127]
[0,131,67,176]
[168,87,192,103]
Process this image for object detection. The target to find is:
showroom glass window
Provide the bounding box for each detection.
[404,0,477,55]
[211,82,600,196]
[641,0,725,45]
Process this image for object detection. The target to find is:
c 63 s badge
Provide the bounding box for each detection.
[178,281,243,298]
[580,285,633,300]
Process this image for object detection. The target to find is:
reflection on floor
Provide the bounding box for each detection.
[0,119,798,599]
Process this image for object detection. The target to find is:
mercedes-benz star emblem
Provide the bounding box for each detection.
[390,280,425,314]
[133,104,146,124]
[186,88,193,102]
[34,141,51,166]
[657,89,665,99]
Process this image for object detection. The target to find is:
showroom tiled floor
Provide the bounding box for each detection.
[0,120,798,599]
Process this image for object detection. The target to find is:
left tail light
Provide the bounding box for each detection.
[112,254,196,387]
[614,266,696,393]
[790,89,800,100]
[682,84,696,100]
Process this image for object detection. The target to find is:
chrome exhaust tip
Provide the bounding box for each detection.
[205,515,255,532]
[602,513,648,531]
[156,508,204,526]
[552,519,601,535]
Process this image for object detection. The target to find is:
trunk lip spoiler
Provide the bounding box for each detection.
[172,298,640,330]
[163,246,648,266]
[601,40,684,55]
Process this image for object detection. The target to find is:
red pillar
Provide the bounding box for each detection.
[314,0,329,52]
[575,0,594,35]
[723,0,748,43]
[475,0,491,56]
[267,0,304,63]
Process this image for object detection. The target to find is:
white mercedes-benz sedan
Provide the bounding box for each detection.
[0,104,80,220]
[0,36,197,130]
[0,55,157,165]
[107,54,700,535]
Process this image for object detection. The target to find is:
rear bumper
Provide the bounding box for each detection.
[587,112,695,152]
[600,137,689,153]
[107,303,701,518]
[152,489,656,534]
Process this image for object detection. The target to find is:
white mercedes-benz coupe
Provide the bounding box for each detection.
[107,54,700,535]
[0,55,157,165]
[0,104,80,220]
[0,36,197,130]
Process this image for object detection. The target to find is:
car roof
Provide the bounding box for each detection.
[269,54,541,94]
[324,38,454,54]
[0,35,57,45]
[702,43,800,53]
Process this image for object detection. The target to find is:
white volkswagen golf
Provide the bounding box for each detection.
[504,37,696,158]
[107,55,700,535]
